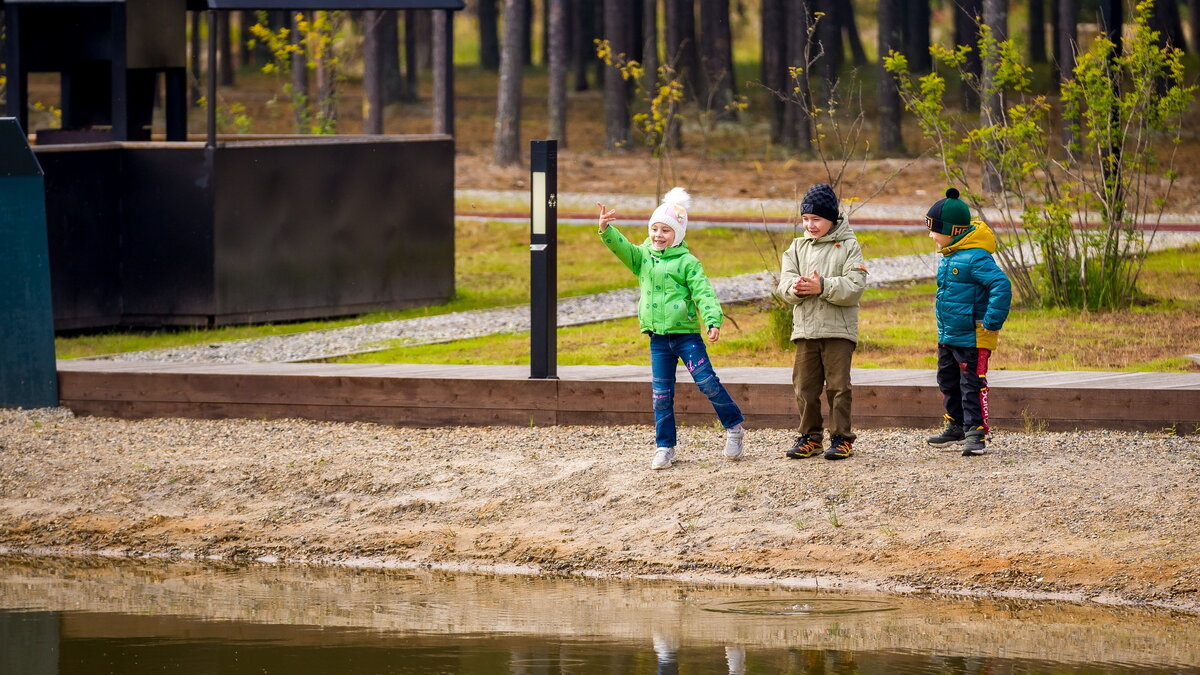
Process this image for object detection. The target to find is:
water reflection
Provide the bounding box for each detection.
[0,555,1197,674]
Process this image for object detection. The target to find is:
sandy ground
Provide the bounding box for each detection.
[1,408,1197,612]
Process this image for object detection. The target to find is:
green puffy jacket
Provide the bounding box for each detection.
[600,225,724,334]
[775,220,868,343]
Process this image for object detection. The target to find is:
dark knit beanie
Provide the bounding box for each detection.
[925,188,972,236]
[801,183,840,224]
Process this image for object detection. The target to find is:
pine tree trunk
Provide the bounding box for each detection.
[478,0,500,70]
[380,11,404,104]
[1057,0,1079,92]
[666,0,702,102]
[413,10,432,71]
[700,0,735,120]
[218,12,235,86]
[813,0,841,104]
[955,0,982,110]
[782,0,813,152]
[363,10,385,134]
[981,0,1007,193]
[642,0,659,94]
[404,10,419,101]
[1029,0,1047,63]
[548,0,568,146]
[315,13,337,132]
[494,0,526,165]
[904,0,931,72]
[842,0,867,67]
[521,0,532,66]
[603,0,632,150]
[878,0,904,154]
[570,0,591,91]
[1190,0,1200,53]
[291,11,309,130]
[191,11,203,106]
[761,0,785,144]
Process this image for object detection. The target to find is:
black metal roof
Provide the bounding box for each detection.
[1,0,464,8]
[188,0,464,8]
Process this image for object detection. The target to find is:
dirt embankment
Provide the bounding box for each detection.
[1,409,1198,612]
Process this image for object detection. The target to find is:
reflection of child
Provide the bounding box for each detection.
[597,188,746,471]
[776,184,868,461]
[923,188,1012,456]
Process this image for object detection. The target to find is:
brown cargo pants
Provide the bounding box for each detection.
[791,337,856,441]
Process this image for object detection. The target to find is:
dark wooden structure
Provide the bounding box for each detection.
[2,0,465,330]
[56,363,1200,434]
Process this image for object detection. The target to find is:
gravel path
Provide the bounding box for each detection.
[91,232,1200,365]
[1,408,1197,611]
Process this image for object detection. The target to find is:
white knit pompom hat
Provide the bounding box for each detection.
[648,187,691,246]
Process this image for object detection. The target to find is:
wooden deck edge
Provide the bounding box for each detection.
[57,369,1200,434]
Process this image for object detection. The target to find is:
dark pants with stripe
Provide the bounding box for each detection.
[936,344,992,433]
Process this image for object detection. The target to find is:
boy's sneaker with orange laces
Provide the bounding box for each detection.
[927,415,965,446]
[825,436,854,460]
[961,428,987,456]
[786,436,823,459]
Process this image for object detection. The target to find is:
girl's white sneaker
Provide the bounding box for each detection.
[651,447,676,470]
[724,425,745,460]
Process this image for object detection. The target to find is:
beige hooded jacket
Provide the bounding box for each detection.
[775,219,869,343]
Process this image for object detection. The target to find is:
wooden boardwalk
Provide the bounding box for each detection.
[57,361,1200,433]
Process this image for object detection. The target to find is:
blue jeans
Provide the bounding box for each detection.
[650,333,745,448]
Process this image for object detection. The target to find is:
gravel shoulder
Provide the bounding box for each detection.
[2,408,1197,612]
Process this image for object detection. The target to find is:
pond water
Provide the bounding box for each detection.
[1,555,1198,674]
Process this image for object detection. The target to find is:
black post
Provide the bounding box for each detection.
[530,139,558,379]
[207,9,217,148]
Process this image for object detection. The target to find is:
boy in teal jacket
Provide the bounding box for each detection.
[597,187,746,470]
[924,188,1013,456]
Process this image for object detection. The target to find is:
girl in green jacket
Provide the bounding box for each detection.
[597,187,746,470]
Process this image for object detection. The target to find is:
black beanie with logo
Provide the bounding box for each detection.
[801,183,840,224]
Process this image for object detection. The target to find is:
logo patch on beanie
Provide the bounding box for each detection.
[951,224,970,236]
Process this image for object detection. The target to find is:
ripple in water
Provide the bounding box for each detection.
[703,597,898,616]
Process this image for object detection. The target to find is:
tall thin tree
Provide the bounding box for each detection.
[955,0,982,110]
[642,0,659,94]
[291,11,310,128]
[981,0,1007,193]
[782,0,813,151]
[904,0,932,72]
[603,0,632,150]
[1057,0,1079,113]
[404,10,419,100]
[841,0,868,67]
[813,0,841,104]
[1029,0,1048,63]
[570,0,592,91]
[218,11,235,86]
[761,0,786,143]
[699,0,735,119]
[548,0,568,146]
[380,11,404,104]
[363,10,386,134]
[478,0,500,70]
[494,0,526,165]
[666,0,702,102]
[878,0,904,154]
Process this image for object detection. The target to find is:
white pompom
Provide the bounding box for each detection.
[661,186,691,210]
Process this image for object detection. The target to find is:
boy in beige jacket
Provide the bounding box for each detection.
[776,183,869,460]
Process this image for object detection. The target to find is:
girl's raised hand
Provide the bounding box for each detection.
[597,202,618,232]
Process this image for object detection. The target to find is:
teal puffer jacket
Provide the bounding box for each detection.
[935,221,1012,349]
[600,226,724,334]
